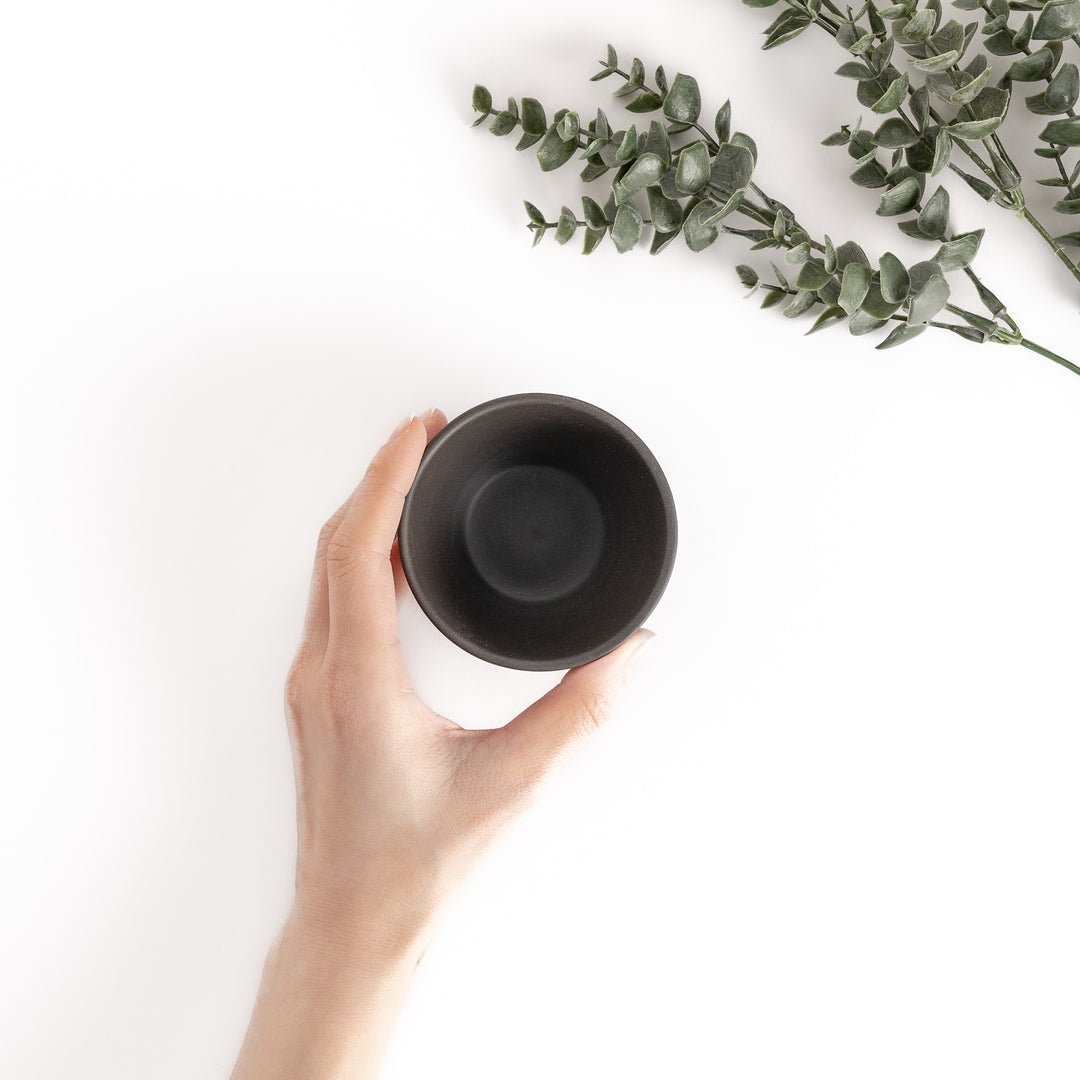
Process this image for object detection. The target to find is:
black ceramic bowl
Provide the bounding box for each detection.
[398,393,677,671]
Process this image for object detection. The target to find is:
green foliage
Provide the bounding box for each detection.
[470,28,1076,374]
[748,0,1080,295]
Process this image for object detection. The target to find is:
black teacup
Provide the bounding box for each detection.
[398,393,677,670]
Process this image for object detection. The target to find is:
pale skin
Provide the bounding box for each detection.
[229,406,655,1080]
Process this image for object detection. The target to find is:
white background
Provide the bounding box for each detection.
[3,1,1079,1077]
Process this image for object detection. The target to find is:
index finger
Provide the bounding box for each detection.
[325,411,436,655]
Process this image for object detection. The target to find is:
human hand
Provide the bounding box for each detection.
[283,407,655,958]
[230,408,655,1080]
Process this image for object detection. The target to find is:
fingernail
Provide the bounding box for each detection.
[421,406,440,421]
[623,629,656,674]
[391,413,417,439]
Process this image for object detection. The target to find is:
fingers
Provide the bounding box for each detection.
[297,491,354,657]
[496,628,656,788]
[298,408,446,658]
[325,408,446,657]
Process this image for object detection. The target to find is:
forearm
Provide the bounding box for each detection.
[229,896,434,1080]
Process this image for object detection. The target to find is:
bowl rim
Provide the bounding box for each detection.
[399,392,677,671]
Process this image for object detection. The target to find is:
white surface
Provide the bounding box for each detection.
[3,2,1079,1077]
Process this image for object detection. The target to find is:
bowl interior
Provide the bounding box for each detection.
[400,395,676,669]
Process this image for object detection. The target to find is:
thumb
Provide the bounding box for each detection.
[497,628,656,788]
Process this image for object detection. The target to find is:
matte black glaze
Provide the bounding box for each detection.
[398,393,677,671]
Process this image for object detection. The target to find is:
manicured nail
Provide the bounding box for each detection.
[391,413,417,439]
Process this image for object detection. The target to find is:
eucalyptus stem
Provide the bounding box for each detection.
[1017,204,1080,287]
[1018,336,1080,375]
[754,279,1078,371]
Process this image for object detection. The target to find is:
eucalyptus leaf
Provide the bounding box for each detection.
[489,111,518,136]
[785,242,811,265]
[644,120,671,165]
[860,283,902,320]
[911,87,931,132]
[848,310,889,335]
[1046,63,1080,113]
[1007,47,1057,83]
[918,185,950,238]
[872,72,909,113]
[736,264,759,288]
[521,98,547,137]
[838,261,872,314]
[764,9,812,48]
[716,100,733,144]
[933,229,984,270]
[857,66,904,108]
[731,131,758,164]
[907,259,944,296]
[675,140,711,194]
[877,176,922,215]
[876,322,928,348]
[701,188,746,224]
[851,159,890,188]
[948,86,1010,141]
[611,203,643,253]
[646,186,683,233]
[625,91,665,113]
[663,73,702,123]
[617,152,666,199]
[837,61,874,79]
[875,117,920,148]
[806,305,848,334]
[930,129,953,175]
[650,228,680,254]
[710,143,756,194]
[615,125,639,162]
[583,227,606,254]
[879,252,910,303]
[835,240,870,270]
[907,273,951,324]
[536,124,578,170]
[581,195,609,230]
[899,8,937,44]
[783,289,818,318]
[947,66,992,106]
[796,260,832,290]
[554,207,578,245]
[557,111,580,142]
[910,49,962,73]
[682,200,720,251]
[1033,0,1080,39]
[1041,116,1080,146]
[473,85,493,114]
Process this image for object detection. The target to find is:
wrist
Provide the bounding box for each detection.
[290,871,441,972]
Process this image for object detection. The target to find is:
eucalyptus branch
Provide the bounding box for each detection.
[973,0,1080,197]
[471,47,1071,373]
[750,0,1080,289]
